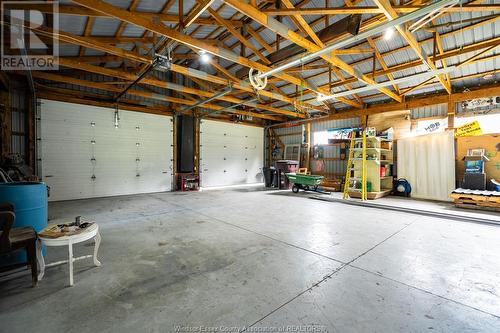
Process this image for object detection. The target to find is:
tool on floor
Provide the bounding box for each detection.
[285,173,326,193]
[343,130,367,200]
[394,178,412,197]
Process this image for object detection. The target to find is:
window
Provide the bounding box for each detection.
[313,131,329,145]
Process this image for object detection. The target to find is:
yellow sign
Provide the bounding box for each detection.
[455,120,483,137]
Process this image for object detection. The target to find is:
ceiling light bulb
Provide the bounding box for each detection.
[200,52,211,63]
[384,27,395,40]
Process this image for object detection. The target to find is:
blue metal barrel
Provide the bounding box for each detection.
[0,182,48,265]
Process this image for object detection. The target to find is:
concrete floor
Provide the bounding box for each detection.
[1,187,499,332]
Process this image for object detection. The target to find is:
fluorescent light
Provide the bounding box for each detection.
[384,27,395,40]
[317,66,456,102]
[200,52,211,63]
[409,2,457,33]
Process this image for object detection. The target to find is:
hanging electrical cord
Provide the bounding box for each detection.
[135,125,141,178]
[90,121,96,181]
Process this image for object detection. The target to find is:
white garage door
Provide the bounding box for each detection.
[40,100,173,201]
[200,120,263,187]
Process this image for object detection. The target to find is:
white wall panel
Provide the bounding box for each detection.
[200,120,263,187]
[397,131,455,201]
[40,100,173,201]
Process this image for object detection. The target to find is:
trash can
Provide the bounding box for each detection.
[275,160,299,189]
[263,166,276,187]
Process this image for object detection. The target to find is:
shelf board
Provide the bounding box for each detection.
[352,148,392,152]
[313,157,343,161]
[352,158,393,164]
[354,137,392,142]
[315,143,348,147]
[348,189,392,200]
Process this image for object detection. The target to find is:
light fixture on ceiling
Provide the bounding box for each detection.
[384,27,395,40]
[200,51,211,64]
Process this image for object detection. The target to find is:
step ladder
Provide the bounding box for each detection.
[343,129,367,200]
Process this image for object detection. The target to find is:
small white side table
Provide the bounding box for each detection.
[38,223,101,286]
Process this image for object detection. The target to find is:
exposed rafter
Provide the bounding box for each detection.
[223,0,402,103]
[263,4,500,15]
[5,0,496,125]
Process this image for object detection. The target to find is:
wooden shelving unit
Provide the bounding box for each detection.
[349,137,394,200]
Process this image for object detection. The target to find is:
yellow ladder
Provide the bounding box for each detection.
[343,129,367,200]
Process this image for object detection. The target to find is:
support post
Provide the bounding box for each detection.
[306,122,311,172]
[194,116,200,176]
[172,115,178,190]
[447,96,455,130]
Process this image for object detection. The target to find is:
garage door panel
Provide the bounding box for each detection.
[40,100,173,201]
[200,120,263,188]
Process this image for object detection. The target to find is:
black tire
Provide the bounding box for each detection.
[292,185,299,193]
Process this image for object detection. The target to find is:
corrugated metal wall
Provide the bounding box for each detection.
[312,118,360,178]
[411,104,448,119]
[10,89,28,159]
[268,117,360,179]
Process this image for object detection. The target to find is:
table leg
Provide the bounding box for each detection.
[36,239,45,281]
[93,232,102,267]
[68,241,74,286]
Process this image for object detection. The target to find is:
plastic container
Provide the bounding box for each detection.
[263,167,276,187]
[0,182,48,265]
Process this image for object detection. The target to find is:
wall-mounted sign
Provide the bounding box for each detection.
[415,118,447,136]
[455,120,483,137]
[424,121,443,133]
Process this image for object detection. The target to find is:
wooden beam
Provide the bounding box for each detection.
[281,0,364,104]
[113,0,141,65]
[79,17,95,56]
[280,0,323,47]
[254,8,500,93]
[57,58,304,118]
[185,0,216,27]
[84,36,156,44]
[369,0,451,93]
[207,7,270,64]
[262,4,500,15]
[35,23,306,110]
[224,0,401,103]
[29,24,152,64]
[326,37,500,91]
[276,85,500,127]
[37,89,173,116]
[246,26,274,53]
[33,72,284,121]
[447,96,455,130]
[71,0,338,109]
[367,38,399,94]
[13,3,244,27]
[63,55,124,63]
